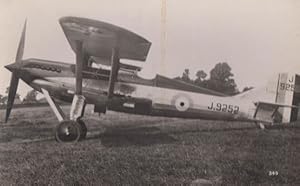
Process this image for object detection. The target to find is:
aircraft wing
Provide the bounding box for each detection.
[59,16,151,100]
[59,16,151,62]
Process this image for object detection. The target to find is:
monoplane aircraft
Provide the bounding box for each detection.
[5,17,300,142]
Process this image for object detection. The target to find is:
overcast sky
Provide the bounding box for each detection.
[0,0,300,97]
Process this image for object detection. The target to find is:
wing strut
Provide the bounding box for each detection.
[70,40,86,121]
[107,47,120,99]
[75,41,83,95]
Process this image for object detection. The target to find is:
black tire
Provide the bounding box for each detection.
[78,120,87,140]
[55,120,81,143]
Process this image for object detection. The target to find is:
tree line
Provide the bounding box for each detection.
[0,87,39,105]
[175,62,252,95]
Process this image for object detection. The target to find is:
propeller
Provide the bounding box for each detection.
[5,20,26,123]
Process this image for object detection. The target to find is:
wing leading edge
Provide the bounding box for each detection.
[59,16,152,63]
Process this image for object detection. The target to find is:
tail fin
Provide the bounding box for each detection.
[235,73,300,123]
[275,73,294,122]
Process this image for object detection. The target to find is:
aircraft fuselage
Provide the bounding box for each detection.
[7,58,257,122]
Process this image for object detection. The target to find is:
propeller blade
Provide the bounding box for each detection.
[5,74,19,123]
[15,20,26,62]
[4,20,26,122]
[5,73,19,123]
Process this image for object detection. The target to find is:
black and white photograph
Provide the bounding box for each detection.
[0,0,299,185]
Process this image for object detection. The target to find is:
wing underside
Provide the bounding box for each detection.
[59,16,151,63]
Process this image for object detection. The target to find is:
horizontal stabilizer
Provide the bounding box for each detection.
[255,101,300,108]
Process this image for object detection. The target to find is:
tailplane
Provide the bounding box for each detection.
[235,72,300,123]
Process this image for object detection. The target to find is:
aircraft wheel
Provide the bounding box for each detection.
[78,120,87,140]
[55,120,81,143]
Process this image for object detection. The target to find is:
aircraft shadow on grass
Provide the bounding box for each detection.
[86,126,177,147]
[168,124,300,135]
[2,121,299,144]
[85,123,300,147]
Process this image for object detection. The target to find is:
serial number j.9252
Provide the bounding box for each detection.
[208,102,239,114]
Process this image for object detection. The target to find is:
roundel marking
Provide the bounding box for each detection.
[171,94,193,112]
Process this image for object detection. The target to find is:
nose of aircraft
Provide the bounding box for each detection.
[5,63,19,72]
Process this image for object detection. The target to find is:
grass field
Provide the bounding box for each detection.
[0,106,299,185]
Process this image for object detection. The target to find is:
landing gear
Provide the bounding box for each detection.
[41,40,119,143]
[55,120,81,142]
[55,120,87,142]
